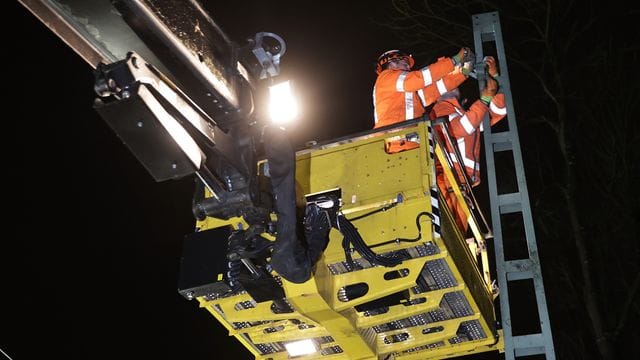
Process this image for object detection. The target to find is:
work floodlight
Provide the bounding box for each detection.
[268,80,299,125]
[283,339,318,357]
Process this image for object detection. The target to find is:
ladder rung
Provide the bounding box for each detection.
[505,259,536,280]
[490,131,513,152]
[490,131,512,143]
[498,192,521,214]
[513,334,546,356]
[506,270,533,281]
[481,31,495,42]
[515,346,546,357]
[494,140,512,152]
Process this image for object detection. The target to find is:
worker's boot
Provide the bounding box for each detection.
[270,228,311,283]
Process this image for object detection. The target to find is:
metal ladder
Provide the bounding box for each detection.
[472,12,556,359]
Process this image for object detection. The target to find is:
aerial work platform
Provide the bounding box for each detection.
[19,1,555,358]
[193,120,502,359]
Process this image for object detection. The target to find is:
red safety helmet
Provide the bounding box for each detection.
[376,49,415,74]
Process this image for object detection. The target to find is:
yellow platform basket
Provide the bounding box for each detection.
[196,120,502,359]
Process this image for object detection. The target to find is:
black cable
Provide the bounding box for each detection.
[342,233,356,269]
[369,211,432,249]
[490,326,501,346]
[339,207,433,268]
[396,211,432,242]
[347,202,398,221]
[338,215,403,267]
[226,260,243,292]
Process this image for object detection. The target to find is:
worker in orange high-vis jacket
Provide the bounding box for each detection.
[373,47,474,129]
[431,56,506,231]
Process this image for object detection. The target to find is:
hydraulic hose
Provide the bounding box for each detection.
[337,215,403,267]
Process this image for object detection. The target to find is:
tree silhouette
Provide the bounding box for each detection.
[378,0,639,358]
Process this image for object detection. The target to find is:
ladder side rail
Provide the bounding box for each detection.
[472,11,556,359]
[491,15,556,359]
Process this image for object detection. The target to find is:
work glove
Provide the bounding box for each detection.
[480,76,498,105]
[452,47,475,75]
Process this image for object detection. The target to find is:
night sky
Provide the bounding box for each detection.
[5,1,636,360]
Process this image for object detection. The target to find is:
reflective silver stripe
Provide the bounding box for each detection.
[448,113,458,121]
[396,72,408,92]
[450,151,478,169]
[463,156,477,169]
[373,85,378,124]
[421,67,433,86]
[436,78,447,95]
[429,187,441,237]
[417,89,427,106]
[455,139,477,169]
[430,188,440,219]
[459,115,475,135]
[405,92,414,120]
[452,138,467,167]
[451,138,465,164]
[431,196,439,208]
[490,101,507,115]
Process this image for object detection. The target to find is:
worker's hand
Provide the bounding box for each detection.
[484,56,499,78]
[480,76,498,105]
[452,47,474,66]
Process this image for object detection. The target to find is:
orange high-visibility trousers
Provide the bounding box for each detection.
[436,167,468,234]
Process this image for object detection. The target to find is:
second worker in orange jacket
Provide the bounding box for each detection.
[432,56,506,231]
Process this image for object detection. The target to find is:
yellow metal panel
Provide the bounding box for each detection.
[212,292,303,324]
[196,121,502,359]
[295,123,432,211]
[325,254,445,312]
[318,184,436,268]
[200,297,265,359]
[374,315,478,353]
[196,215,246,231]
[282,277,377,360]
[341,285,464,329]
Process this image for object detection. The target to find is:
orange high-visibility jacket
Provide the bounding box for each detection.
[373,57,467,128]
[430,94,506,186]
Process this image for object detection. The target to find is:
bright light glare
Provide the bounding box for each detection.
[269,80,299,125]
[284,339,317,357]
